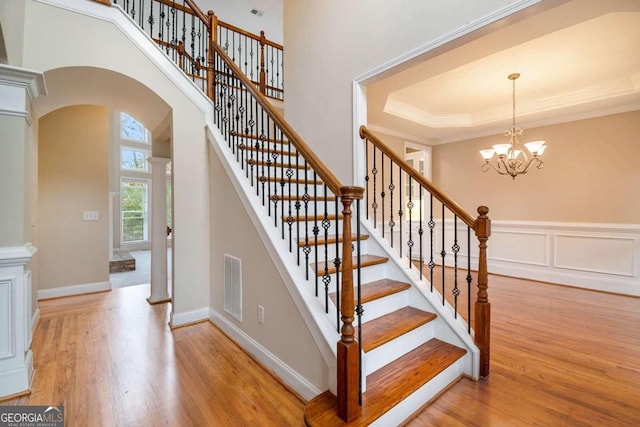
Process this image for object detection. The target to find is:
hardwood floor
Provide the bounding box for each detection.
[0,285,304,426]
[2,276,639,426]
[406,273,640,426]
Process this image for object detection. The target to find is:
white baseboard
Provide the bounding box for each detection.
[170,307,209,327]
[209,308,322,401]
[37,281,111,300]
[0,351,32,398]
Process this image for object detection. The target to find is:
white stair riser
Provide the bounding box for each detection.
[363,320,436,376]
[369,357,465,427]
[313,262,389,295]
[359,290,408,324]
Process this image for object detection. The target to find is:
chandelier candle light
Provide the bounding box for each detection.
[480,73,547,179]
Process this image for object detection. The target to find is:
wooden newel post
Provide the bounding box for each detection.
[259,31,266,95]
[474,205,491,378]
[337,186,364,422]
[207,11,217,102]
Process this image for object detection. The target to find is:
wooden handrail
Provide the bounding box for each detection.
[218,19,284,50]
[181,0,209,27]
[211,41,342,195]
[359,126,475,228]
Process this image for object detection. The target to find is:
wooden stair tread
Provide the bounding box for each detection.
[270,195,336,202]
[329,278,410,306]
[247,159,310,169]
[311,255,388,276]
[285,214,343,222]
[239,145,297,156]
[304,339,466,426]
[230,131,290,144]
[260,176,323,186]
[297,233,369,247]
[359,307,436,353]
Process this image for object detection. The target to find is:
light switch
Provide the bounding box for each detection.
[83,211,99,221]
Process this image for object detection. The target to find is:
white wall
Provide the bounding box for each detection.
[198,0,283,44]
[0,0,26,65]
[22,0,210,318]
[283,0,532,184]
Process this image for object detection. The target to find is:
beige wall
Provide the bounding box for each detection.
[23,0,210,316]
[0,0,26,65]
[38,105,110,290]
[432,111,640,223]
[209,146,329,391]
[283,0,519,184]
[0,115,28,246]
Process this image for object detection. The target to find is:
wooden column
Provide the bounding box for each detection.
[337,186,364,422]
[474,206,491,378]
[207,11,217,101]
[259,31,266,95]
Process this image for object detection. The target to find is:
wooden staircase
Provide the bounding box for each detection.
[236,132,470,425]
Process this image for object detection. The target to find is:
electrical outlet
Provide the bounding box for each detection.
[258,305,265,324]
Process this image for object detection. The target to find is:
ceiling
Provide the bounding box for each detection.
[366,0,640,145]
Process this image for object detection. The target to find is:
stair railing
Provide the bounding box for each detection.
[110,0,283,100]
[359,125,491,378]
[211,39,363,421]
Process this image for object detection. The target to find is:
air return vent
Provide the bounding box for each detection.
[224,254,242,321]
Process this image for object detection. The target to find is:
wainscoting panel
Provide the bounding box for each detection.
[403,220,640,296]
[489,230,549,266]
[0,277,14,360]
[555,234,636,277]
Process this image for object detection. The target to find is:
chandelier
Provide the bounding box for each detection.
[479,73,546,179]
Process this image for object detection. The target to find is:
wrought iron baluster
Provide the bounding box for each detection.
[467,226,472,333]
[303,165,311,280]
[334,198,341,333]
[322,186,331,314]
[398,170,403,258]
[452,215,460,318]
[380,153,385,238]
[428,194,435,291]
[313,172,319,296]
[148,0,154,41]
[388,159,394,248]
[419,187,424,276]
[355,198,363,405]
[441,204,446,305]
[295,156,302,263]
[371,145,378,228]
[364,140,369,221]
[407,175,413,268]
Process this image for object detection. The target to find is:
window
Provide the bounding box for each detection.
[121,147,149,172]
[120,112,149,142]
[121,179,149,243]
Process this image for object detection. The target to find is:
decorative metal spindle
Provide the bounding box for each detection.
[334,198,341,333]
[419,187,424,275]
[313,173,319,296]
[380,154,385,238]
[286,160,294,251]
[407,175,413,267]
[148,1,154,41]
[322,186,331,313]
[467,226,472,333]
[398,171,403,259]
[303,166,311,280]
[452,215,460,318]
[371,145,378,228]
[139,0,143,27]
[295,157,302,264]
[355,198,363,405]
[260,115,273,205]
[364,141,369,220]
[441,204,446,305]
[428,194,435,291]
[388,160,394,248]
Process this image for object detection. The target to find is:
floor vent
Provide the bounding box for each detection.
[224,254,242,321]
